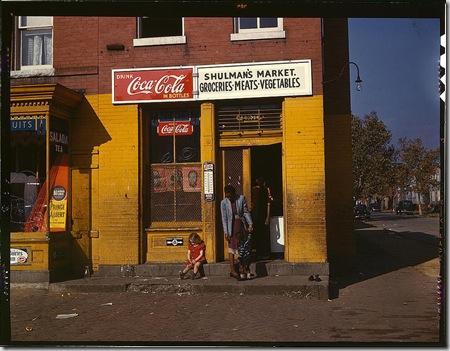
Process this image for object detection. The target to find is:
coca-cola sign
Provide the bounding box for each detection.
[157,121,193,136]
[113,67,194,103]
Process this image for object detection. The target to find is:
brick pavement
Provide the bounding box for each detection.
[7,216,443,345]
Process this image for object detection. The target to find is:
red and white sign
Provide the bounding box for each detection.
[157,121,193,136]
[113,67,194,104]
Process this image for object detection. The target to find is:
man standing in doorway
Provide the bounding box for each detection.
[252,176,272,260]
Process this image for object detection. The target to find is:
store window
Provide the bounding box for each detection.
[148,110,201,223]
[231,17,285,41]
[134,17,186,46]
[10,117,47,232]
[17,16,53,69]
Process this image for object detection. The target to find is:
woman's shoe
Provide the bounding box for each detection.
[239,274,247,281]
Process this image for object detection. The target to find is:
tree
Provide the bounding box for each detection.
[397,138,440,215]
[352,112,396,204]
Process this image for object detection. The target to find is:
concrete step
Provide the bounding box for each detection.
[48,275,329,300]
[96,260,329,278]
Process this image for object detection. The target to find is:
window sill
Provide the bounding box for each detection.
[11,67,55,78]
[230,30,286,42]
[133,35,186,47]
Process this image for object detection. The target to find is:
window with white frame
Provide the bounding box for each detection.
[134,17,186,46]
[18,16,53,69]
[231,17,285,41]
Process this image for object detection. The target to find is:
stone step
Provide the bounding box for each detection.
[96,261,329,278]
[48,275,329,300]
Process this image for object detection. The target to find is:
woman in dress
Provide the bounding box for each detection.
[220,185,253,279]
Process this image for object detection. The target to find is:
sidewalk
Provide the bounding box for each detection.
[46,275,329,299]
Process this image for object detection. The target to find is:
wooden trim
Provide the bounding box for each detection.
[219,135,282,148]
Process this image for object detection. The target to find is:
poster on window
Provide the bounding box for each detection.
[49,156,69,232]
[181,166,201,193]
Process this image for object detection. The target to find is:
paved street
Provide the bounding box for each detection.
[9,214,442,345]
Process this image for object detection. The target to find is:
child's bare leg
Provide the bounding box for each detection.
[193,261,201,274]
[182,264,192,274]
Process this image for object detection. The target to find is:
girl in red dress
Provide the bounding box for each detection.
[179,232,206,280]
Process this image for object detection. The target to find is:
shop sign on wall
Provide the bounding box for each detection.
[157,120,193,136]
[113,60,312,104]
[10,248,29,265]
[113,67,195,104]
[196,60,312,100]
[50,185,67,231]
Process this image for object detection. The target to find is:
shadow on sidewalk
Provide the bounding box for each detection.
[331,223,439,298]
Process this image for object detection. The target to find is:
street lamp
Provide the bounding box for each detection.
[323,60,363,91]
[349,61,363,91]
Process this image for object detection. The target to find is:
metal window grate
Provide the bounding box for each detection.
[150,164,202,222]
[217,104,282,134]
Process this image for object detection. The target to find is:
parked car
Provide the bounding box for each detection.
[354,204,371,220]
[369,202,381,212]
[395,200,414,215]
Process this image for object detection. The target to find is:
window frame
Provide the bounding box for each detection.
[231,17,286,41]
[16,16,53,71]
[134,17,186,47]
[148,113,202,224]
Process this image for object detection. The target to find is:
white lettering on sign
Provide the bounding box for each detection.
[49,131,68,145]
[127,75,187,96]
[157,121,193,136]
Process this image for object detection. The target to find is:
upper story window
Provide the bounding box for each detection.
[231,17,286,41]
[133,17,186,47]
[18,16,53,69]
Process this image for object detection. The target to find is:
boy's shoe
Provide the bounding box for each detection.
[179,271,187,280]
[192,272,202,280]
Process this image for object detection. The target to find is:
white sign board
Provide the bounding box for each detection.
[10,248,29,265]
[197,60,312,100]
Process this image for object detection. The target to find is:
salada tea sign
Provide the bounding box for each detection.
[113,67,194,103]
[197,60,312,100]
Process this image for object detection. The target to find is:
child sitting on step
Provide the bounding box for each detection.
[179,232,206,280]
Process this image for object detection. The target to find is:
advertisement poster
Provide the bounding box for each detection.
[113,67,194,104]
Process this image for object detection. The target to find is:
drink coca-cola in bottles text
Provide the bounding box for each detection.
[113,68,194,103]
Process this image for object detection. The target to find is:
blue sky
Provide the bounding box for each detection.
[348,18,441,149]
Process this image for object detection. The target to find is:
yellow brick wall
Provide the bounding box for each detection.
[200,103,217,263]
[72,94,139,267]
[282,96,327,262]
[10,232,49,270]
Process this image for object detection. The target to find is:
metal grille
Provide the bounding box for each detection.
[150,164,202,222]
[224,148,243,196]
[217,104,282,134]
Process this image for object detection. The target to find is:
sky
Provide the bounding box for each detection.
[348,18,441,149]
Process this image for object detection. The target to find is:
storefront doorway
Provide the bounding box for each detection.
[220,143,284,260]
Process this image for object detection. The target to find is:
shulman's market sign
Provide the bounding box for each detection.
[112,60,312,104]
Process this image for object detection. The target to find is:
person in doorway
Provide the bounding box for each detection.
[220,185,253,280]
[251,176,272,259]
[179,232,206,280]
